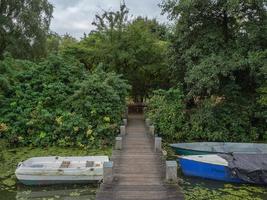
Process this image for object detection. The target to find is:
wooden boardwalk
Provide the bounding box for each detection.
[96,114,184,200]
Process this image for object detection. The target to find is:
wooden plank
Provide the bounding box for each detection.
[96,113,184,200]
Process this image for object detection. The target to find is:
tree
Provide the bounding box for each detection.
[160,0,267,96]
[46,33,78,56]
[0,0,53,59]
[92,1,129,36]
[63,3,170,101]
[150,0,267,142]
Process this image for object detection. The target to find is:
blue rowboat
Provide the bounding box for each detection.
[170,142,267,155]
[179,155,244,183]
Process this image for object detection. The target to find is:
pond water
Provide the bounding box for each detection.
[181,176,267,200]
[1,176,267,200]
[0,184,97,200]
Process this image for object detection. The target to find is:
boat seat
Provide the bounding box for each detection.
[60,161,71,168]
[86,161,94,167]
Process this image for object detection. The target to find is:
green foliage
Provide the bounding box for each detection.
[0,0,53,59]
[0,55,129,148]
[92,2,129,33]
[146,88,186,142]
[62,3,170,101]
[46,33,78,55]
[146,0,267,143]
[147,86,265,142]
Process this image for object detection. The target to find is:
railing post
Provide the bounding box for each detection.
[115,137,122,150]
[103,161,113,184]
[155,137,162,152]
[149,125,155,136]
[120,125,126,136]
[166,161,177,181]
[125,107,128,118]
[123,118,127,126]
[145,118,151,127]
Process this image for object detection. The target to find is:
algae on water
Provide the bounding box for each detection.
[182,179,267,200]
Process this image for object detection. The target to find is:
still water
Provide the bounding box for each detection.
[181,175,267,200]
[0,184,97,200]
[1,177,267,200]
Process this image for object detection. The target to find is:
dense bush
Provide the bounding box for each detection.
[146,0,267,143]
[62,4,170,101]
[0,55,130,148]
[146,88,186,142]
[146,86,266,143]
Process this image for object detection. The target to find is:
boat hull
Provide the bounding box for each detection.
[170,142,267,155]
[15,156,109,186]
[19,179,98,186]
[17,174,102,186]
[179,157,244,183]
[173,148,214,156]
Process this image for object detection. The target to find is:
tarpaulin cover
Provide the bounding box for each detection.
[220,153,267,184]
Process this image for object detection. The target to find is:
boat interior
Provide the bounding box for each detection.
[21,156,107,169]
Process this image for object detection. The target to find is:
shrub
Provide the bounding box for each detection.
[0,55,130,148]
[146,88,186,142]
[146,86,265,143]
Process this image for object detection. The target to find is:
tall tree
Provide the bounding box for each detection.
[0,0,53,59]
[92,1,129,36]
[160,0,267,97]
[158,0,267,141]
[63,3,170,101]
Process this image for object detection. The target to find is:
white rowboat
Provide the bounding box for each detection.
[15,156,109,185]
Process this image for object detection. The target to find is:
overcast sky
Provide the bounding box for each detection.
[48,0,167,39]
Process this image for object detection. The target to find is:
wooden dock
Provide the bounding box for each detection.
[96,114,184,200]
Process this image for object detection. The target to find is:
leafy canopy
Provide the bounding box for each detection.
[146,0,267,142]
[0,0,53,59]
[62,3,170,101]
[0,55,130,148]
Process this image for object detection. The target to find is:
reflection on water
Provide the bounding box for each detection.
[0,183,97,200]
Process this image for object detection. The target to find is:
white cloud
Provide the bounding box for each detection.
[49,0,167,39]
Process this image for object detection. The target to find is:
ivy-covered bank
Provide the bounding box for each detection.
[0,55,130,148]
[146,87,266,143]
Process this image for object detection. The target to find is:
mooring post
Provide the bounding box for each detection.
[155,137,162,152]
[166,161,177,181]
[115,136,122,150]
[149,125,155,135]
[123,118,127,126]
[103,161,113,184]
[120,125,126,136]
[145,118,151,127]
